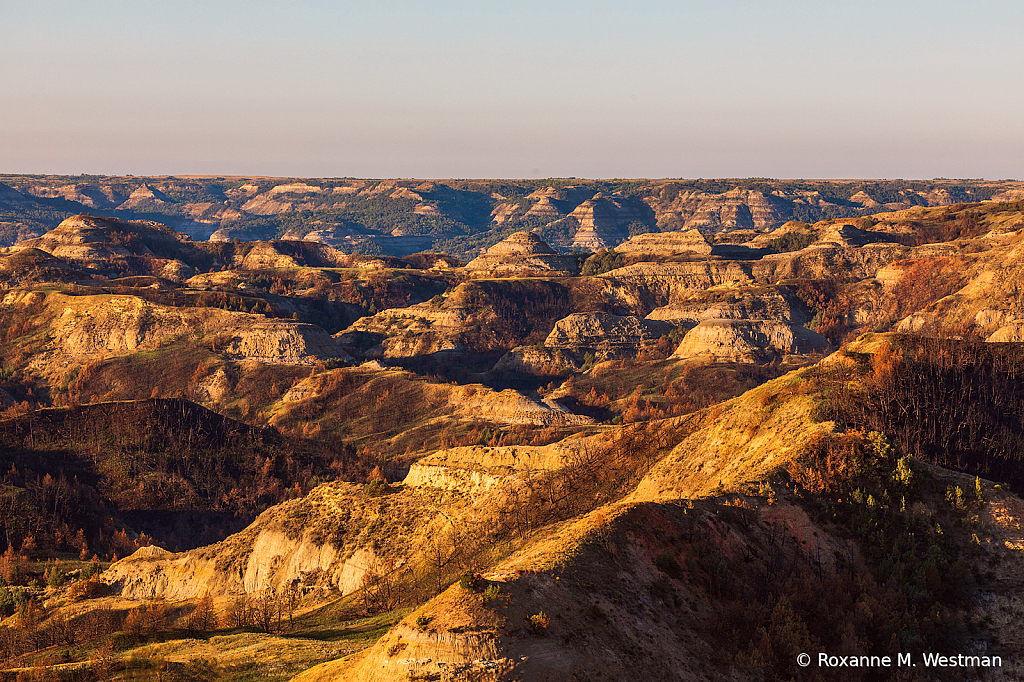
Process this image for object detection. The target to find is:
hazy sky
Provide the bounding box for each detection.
[2,0,1022,179]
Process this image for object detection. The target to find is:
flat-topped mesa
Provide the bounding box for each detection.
[465,231,576,276]
[671,319,831,363]
[615,229,713,256]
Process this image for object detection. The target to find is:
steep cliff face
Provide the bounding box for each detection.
[492,345,585,375]
[240,183,324,215]
[748,243,914,283]
[568,194,652,250]
[103,481,441,600]
[679,188,790,232]
[102,440,588,602]
[341,370,841,682]
[340,295,495,358]
[543,312,673,355]
[403,442,577,491]
[601,261,754,302]
[670,319,831,363]
[23,182,126,209]
[2,291,347,381]
[646,287,807,326]
[446,384,595,426]
[614,229,712,255]
[888,229,1024,340]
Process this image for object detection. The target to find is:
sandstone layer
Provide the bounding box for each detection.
[671,319,831,363]
[614,229,712,255]
[543,312,673,355]
[465,231,576,276]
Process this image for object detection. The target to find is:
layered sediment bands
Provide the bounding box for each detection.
[650,187,792,232]
[403,442,574,491]
[446,385,594,426]
[222,321,349,364]
[493,345,585,375]
[465,231,576,275]
[14,214,197,279]
[103,482,424,600]
[104,441,587,602]
[748,243,913,282]
[7,292,347,376]
[615,229,712,255]
[646,289,806,326]
[568,194,652,250]
[671,319,831,363]
[600,261,754,301]
[543,312,673,353]
[341,297,492,358]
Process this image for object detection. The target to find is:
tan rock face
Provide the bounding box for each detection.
[13,293,346,380]
[239,183,324,215]
[223,322,348,364]
[493,345,584,375]
[569,195,650,250]
[615,229,712,255]
[987,322,1024,342]
[646,289,806,326]
[446,384,594,426]
[887,235,1024,338]
[103,482,423,600]
[17,214,185,264]
[103,440,593,602]
[523,196,563,219]
[671,319,831,363]
[648,187,790,233]
[403,443,575,492]
[465,231,576,275]
[544,312,673,354]
[116,184,165,210]
[600,261,754,302]
[25,182,126,209]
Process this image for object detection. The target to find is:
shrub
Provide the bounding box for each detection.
[946,485,967,511]
[458,571,476,591]
[364,478,391,497]
[481,584,501,605]
[46,566,66,589]
[528,612,550,631]
[581,249,625,276]
[67,576,104,602]
[768,230,815,253]
[0,586,14,617]
[654,552,684,580]
[415,614,431,630]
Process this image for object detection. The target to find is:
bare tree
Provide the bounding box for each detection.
[251,589,281,633]
[184,591,217,635]
[224,593,252,628]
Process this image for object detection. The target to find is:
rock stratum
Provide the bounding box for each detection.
[465,231,576,275]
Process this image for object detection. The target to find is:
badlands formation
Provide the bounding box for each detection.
[465,230,577,275]
[0,189,1022,680]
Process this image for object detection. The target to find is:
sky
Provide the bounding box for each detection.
[2,0,1022,179]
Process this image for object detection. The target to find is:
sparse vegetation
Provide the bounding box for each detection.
[767,230,815,253]
[0,177,1022,680]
